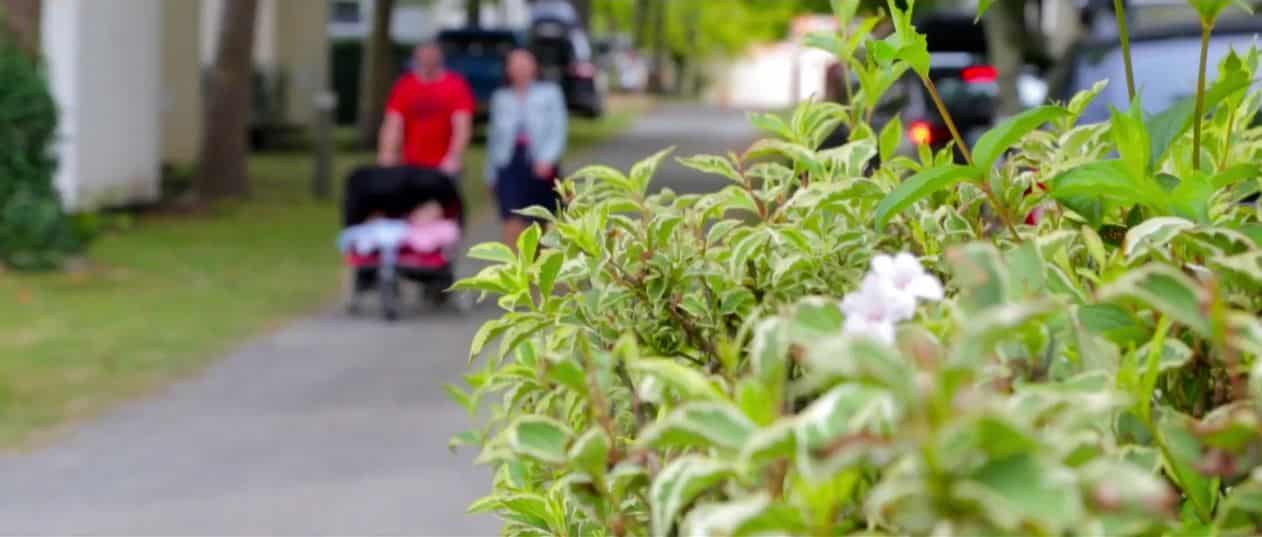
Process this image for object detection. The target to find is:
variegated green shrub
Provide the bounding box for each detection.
[450,1,1262,535]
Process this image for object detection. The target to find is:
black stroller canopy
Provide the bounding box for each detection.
[342,166,465,228]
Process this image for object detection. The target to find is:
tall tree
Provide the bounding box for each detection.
[0,0,39,58]
[357,0,397,149]
[198,0,259,199]
[466,0,482,27]
[984,0,1025,117]
[573,0,592,29]
[633,0,650,48]
[648,0,666,93]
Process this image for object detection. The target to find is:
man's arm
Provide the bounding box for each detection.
[441,111,473,174]
[377,112,404,166]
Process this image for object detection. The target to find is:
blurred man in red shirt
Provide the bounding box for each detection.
[377,42,475,176]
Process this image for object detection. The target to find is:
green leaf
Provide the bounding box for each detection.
[879,116,903,165]
[874,164,978,231]
[976,0,996,19]
[637,402,757,451]
[1146,75,1253,168]
[1078,303,1150,346]
[681,493,773,537]
[535,250,564,298]
[957,454,1085,534]
[1111,102,1152,182]
[1004,240,1046,299]
[630,358,726,402]
[1213,251,1262,290]
[801,335,916,399]
[794,383,901,479]
[448,429,483,453]
[1049,159,1154,208]
[516,224,541,265]
[736,377,779,427]
[947,242,1009,314]
[571,164,632,191]
[1098,264,1212,338]
[1124,217,1196,264]
[1158,411,1220,522]
[749,317,789,386]
[467,241,516,264]
[650,455,733,537]
[745,138,823,177]
[741,421,796,471]
[508,416,572,465]
[568,428,611,480]
[973,105,1069,172]
[630,147,676,195]
[498,493,553,531]
[749,113,795,140]
[678,154,743,184]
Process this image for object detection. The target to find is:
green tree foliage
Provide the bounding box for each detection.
[0,30,78,271]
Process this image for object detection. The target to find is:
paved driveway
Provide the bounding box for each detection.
[0,102,758,536]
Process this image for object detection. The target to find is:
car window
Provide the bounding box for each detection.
[1074,32,1261,123]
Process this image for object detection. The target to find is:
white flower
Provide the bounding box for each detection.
[870,252,943,319]
[840,274,903,345]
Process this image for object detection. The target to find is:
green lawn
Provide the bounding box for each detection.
[0,105,642,448]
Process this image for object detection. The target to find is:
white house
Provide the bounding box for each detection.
[39,0,331,210]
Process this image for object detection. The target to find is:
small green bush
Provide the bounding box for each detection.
[0,31,79,270]
[453,1,1262,535]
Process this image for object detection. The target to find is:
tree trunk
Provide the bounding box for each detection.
[198,0,259,200]
[633,0,650,48]
[572,0,592,30]
[983,0,1025,118]
[356,0,396,149]
[466,0,482,28]
[647,0,667,94]
[0,0,41,58]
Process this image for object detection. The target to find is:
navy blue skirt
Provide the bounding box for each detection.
[496,144,561,222]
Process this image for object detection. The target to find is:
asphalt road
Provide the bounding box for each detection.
[0,102,758,536]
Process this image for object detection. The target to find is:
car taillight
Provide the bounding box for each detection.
[908,120,934,146]
[962,65,998,84]
[570,62,596,79]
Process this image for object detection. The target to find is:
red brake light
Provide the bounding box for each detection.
[908,121,933,146]
[962,65,998,84]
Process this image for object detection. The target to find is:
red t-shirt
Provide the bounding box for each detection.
[385,71,476,168]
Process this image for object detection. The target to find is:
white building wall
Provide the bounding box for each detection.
[42,0,162,210]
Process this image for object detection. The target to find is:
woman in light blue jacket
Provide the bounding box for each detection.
[486,48,568,246]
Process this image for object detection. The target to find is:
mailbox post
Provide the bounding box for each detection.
[312,90,338,200]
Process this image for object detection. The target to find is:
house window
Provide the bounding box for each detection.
[331,0,361,23]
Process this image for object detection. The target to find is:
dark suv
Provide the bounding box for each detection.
[436,29,526,123]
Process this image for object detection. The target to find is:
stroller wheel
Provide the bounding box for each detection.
[452,291,475,314]
[380,275,401,321]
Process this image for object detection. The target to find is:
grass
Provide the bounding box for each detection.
[0,102,645,448]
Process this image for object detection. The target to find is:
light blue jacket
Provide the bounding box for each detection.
[485,82,568,185]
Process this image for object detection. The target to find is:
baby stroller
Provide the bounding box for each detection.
[342,165,466,321]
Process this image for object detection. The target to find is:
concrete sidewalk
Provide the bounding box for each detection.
[0,102,758,535]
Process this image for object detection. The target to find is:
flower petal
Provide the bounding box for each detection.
[893,252,921,275]
[870,254,895,278]
[907,274,944,301]
[845,315,896,345]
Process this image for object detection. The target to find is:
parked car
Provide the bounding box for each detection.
[528,2,605,117]
[823,12,1049,159]
[436,28,526,123]
[1057,15,1262,123]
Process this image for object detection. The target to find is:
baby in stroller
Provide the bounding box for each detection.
[341,165,465,320]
